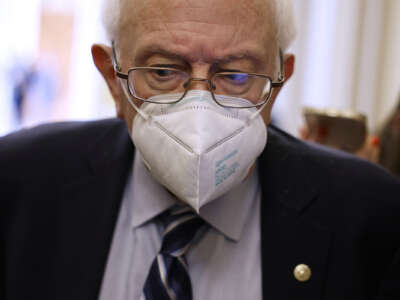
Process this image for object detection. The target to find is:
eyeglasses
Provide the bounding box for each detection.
[111,41,285,108]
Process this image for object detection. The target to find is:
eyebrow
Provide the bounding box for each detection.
[136,46,184,62]
[213,53,262,65]
[134,44,264,66]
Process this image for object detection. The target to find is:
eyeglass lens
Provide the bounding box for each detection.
[128,68,272,107]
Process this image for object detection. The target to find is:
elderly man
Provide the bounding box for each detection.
[1,0,400,299]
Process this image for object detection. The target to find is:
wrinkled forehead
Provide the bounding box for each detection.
[117,0,278,51]
[123,0,275,20]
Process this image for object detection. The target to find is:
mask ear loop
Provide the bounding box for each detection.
[247,95,272,125]
[112,40,149,121]
[119,79,150,121]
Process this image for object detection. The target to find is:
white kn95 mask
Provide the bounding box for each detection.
[127,90,267,212]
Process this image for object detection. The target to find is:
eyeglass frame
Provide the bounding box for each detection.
[111,40,285,108]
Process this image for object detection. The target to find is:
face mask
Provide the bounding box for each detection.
[126,90,267,212]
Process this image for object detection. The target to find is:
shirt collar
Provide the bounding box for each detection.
[128,151,177,229]
[127,151,259,242]
[198,164,259,241]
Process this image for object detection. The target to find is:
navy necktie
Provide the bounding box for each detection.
[142,206,205,300]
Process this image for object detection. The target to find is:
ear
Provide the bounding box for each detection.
[283,53,295,82]
[91,44,125,119]
[269,53,295,101]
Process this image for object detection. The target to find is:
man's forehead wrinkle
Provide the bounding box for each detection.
[133,0,269,24]
[121,0,274,29]
[158,22,265,59]
[118,0,277,71]
[119,0,175,50]
[120,0,274,36]
[158,6,265,45]
[135,34,267,66]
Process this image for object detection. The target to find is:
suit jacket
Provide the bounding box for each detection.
[1,118,400,300]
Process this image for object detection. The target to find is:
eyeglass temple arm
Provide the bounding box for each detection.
[271,49,285,88]
[111,40,129,79]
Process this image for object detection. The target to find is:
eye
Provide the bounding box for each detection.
[154,69,174,77]
[147,68,182,83]
[150,69,177,79]
[225,73,249,85]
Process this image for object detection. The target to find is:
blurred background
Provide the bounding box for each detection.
[0,0,399,138]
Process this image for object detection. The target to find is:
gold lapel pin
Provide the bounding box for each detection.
[294,264,312,282]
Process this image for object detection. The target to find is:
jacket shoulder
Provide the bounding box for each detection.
[0,118,127,181]
[267,125,400,225]
[268,125,397,184]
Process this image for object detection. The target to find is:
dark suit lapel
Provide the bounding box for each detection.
[259,127,332,300]
[52,122,133,300]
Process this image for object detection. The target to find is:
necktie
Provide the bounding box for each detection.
[142,206,205,300]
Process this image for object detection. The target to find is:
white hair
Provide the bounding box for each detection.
[101,0,120,44]
[102,0,296,51]
[274,0,296,51]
